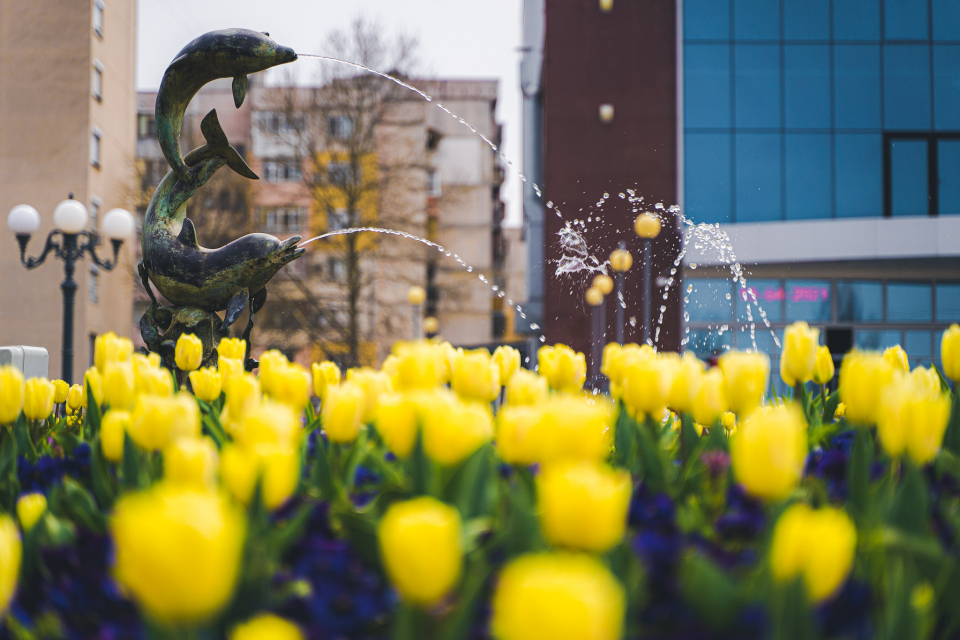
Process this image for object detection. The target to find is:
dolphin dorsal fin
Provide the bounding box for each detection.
[233,75,248,108]
[177,218,200,248]
[200,110,229,148]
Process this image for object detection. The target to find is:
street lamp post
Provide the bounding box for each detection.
[634,212,662,345]
[609,243,633,345]
[407,285,426,340]
[7,196,134,384]
[585,285,604,380]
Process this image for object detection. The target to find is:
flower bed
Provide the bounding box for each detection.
[0,324,959,639]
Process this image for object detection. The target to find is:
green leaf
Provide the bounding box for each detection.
[56,477,105,533]
[392,602,431,640]
[310,435,337,501]
[944,392,960,455]
[679,413,701,468]
[612,403,638,472]
[121,433,143,492]
[446,445,494,520]
[636,416,666,493]
[89,437,117,509]
[0,427,18,484]
[13,414,36,463]
[889,462,928,537]
[438,556,491,640]
[52,429,82,455]
[503,471,544,558]
[404,430,432,497]
[679,552,740,630]
[822,390,841,424]
[336,508,383,571]
[84,386,102,439]
[848,427,872,523]
[703,421,729,452]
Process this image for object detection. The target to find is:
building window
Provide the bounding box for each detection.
[326,162,354,187]
[427,168,441,196]
[327,208,349,231]
[258,111,303,134]
[90,128,102,168]
[262,158,302,182]
[90,197,101,232]
[327,257,347,281]
[89,334,97,367]
[883,133,960,217]
[92,60,103,101]
[89,266,100,304]
[138,115,157,139]
[93,0,104,37]
[259,206,306,233]
[328,115,354,139]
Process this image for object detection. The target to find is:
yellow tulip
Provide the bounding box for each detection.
[621,353,674,420]
[129,394,201,451]
[839,351,898,425]
[909,365,941,395]
[497,395,615,466]
[812,345,835,385]
[942,324,960,381]
[16,493,47,531]
[100,410,129,463]
[0,516,21,615]
[770,504,857,603]
[218,357,245,389]
[720,411,737,433]
[667,353,704,414]
[730,403,806,501]
[602,343,655,389]
[221,373,261,432]
[877,377,951,465]
[718,351,769,415]
[220,444,300,510]
[691,368,727,427]
[133,363,174,398]
[94,331,133,374]
[835,402,846,420]
[0,366,23,424]
[164,437,219,489]
[504,368,549,406]
[374,392,420,459]
[345,367,392,423]
[111,484,245,623]
[217,337,247,361]
[52,379,69,405]
[537,461,632,552]
[174,333,204,372]
[780,322,820,387]
[258,350,289,377]
[234,399,301,451]
[230,614,304,640]
[493,345,522,386]
[82,367,103,410]
[451,349,501,403]
[378,497,462,606]
[391,341,445,390]
[884,345,909,373]
[102,361,135,410]
[600,342,624,382]
[65,384,83,414]
[491,553,624,640]
[422,398,493,466]
[132,351,162,372]
[322,382,366,444]
[189,366,222,403]
[538,344,586,393]
[262,362,311,410]
[438,341,459,383]
[311,361,341,400]
[23,377,55,421]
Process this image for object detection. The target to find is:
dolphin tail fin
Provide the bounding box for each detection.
[197,109,260,180]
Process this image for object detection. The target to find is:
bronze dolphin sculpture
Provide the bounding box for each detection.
[139,29,304,334]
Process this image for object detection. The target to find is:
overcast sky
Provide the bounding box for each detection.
[136,0,524,227]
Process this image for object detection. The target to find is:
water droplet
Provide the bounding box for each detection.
[690,263,697,269]
[683,311,690,322]
[725,293,731,300]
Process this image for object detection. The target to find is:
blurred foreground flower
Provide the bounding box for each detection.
[0,365,24,424]
[718,351,769,415]
[812,345,834,385]
[23,377,55,420]
[452,349,500,402]
[780,322,819,387]
[839,351,897,425]
[731,403,806,501]
[538,344,586,393]
[942,324,960,381]
[16,493,47,531]
[877,376,950,464]
[0,515,21,615]
[188,366,221,402]
[231,613,303,640]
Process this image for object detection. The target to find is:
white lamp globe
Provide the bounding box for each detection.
[53,198,89,234]
[101,208,135,240]
[7,205,41,235]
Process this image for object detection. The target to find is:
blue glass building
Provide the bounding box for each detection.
[682,0,960,378]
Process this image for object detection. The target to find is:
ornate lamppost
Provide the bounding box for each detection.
[585,284,605,380]
[7,196,134,383]
[407,285,426,339]
[609,244,633,345]
[634,212,662,345]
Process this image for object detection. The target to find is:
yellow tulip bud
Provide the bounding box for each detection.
[422,398,493,466]
[230,614,304,640]
[538,344,586,393]
[780,322,820,387]
[65,384,83,414]
[81,367,102,410]
[877,377,951,465]
[769,504,856,603]
[311,361,341,400]
[391,341,445,391]
[222,444,299,510]
[504,368,549,406]
[133,363,174,398]
[451,349,500,403]
[491,553,625,640]
[600,342,623,381]
[909,365,941,395]
[812,345,834,385]
[834,402,846,420]
[16,493,47,531]
[731,403,806,501]
[112,484,245,623]
[374,392,420,459]
[175,333,204,372]
[537,461,631,552]
[217,337,246,361]
[690,367,727,427]
[100,409,129,463]
[218,357,245,390]
[378,497,462,606]
[129,394,201,451]
[164,437,219,489]
[322,382,366,444]
[0,516,21,615]
[52,379,69,405]
[345,368,392,423]
[235,399,301,451]
[883,345,909,373]
[493,345,522,386]
[621,354,673,420]
[23,377,55,421]
[718,351,769,415]
[0,366,23,425]
[189,366,222,403]
[261,362,311,410]
[497,395,615,466]
[667,353,704,414]
[102,361,135,410]
[94,331,133,374]
[838,351,898,425]
[942,324,960,381]
[222,373,261,432]
[720,411,737,433]
[438,341,458,383]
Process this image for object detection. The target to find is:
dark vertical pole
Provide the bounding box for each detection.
[615,240,626,345]
[590,302,601,379]
[60,234,78,384]
[643,239,652,345]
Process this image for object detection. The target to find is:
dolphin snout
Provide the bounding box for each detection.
[276,45,297,64]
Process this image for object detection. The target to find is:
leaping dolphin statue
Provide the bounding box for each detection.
[139,29,304,339]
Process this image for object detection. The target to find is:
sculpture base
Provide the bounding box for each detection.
[139,303,230,384]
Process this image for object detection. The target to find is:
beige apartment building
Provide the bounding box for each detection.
[135,75,524,367]
[0,0,137,382]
